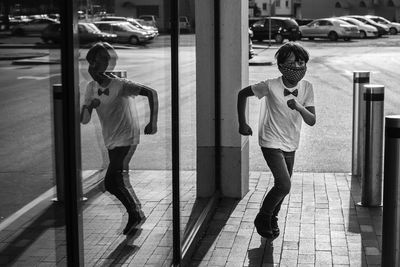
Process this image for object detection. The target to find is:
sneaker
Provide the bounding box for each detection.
[271,216,280,237]
[254,213,273,238]
[123,212,146,235]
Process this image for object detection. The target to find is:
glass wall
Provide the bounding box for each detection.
[178,0,200,247]
[77,1,174,266]
[0,0,213,265]
[0,1,67,265]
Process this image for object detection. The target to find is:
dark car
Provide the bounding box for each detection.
[250,17,300,43]
[41,22,117,44]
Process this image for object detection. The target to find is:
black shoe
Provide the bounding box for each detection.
[254,213,273,238]
[123,212,146,235]
[271,216,280,237]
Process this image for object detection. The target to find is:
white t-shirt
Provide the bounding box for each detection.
[84,78,141,149]
[251,76,314,152]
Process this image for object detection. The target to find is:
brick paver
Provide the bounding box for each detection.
[0,171,383,266]
[190,172,382,267]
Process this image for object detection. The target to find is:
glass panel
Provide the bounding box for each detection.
[77,1,173,266]
[178,0,208,248]
[0,1,67,266]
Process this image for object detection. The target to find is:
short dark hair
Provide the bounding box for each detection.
[275,42,309,65]
[86,42,116,64]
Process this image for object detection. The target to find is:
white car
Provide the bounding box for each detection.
[345,15,389,36]
[100,16,159,38]
[337,17,378,38]
[299,18,359,41]
[365,15,400,35]
[94,21,154,45]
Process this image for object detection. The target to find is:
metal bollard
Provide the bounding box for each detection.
[52,84,64,202]
[359,85,384,207]
[352,71,370,177]
[382,115,400,267]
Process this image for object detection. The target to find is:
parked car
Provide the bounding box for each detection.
[138,15,158,28]
[134,18,159,35]
[337,16,378,38]
[295,18,314,26]
[345,15,389,36]
[100,16,158,37]
[250,17,300,43]
[365,15,400,35]
[94,21,154,45]
[41,22,117,44]
[11,17,58,36]
[179,16,191,33]
[299,18,359,41]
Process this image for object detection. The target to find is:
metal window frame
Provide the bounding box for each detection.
[171,0,181,265]
[60,0,84,266]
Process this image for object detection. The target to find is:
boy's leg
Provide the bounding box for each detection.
[260,148,292,215]
[104,146,139,215]
[272,150,295,217]
[255,148,292,238]
[121,145,145,218]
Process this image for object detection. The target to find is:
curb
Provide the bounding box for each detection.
[249,61,274,66]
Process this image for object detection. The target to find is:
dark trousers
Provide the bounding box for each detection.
[104,146,138,215]
[260,147,295,217]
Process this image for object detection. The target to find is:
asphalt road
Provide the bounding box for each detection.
[0,34,399,220]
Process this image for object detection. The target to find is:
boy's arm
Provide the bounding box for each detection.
[123,81,158,134]
[237,86,255,135]
[80,99,100,124]
[287,99,316,126]
[139,86,158,135]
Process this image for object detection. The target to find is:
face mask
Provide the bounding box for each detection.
[278,64,307,84]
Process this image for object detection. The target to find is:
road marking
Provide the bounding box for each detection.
[18,74,60,80]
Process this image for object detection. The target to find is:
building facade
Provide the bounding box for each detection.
[300,0,400,21]
[114,0,195,31]
[249,0,298,17]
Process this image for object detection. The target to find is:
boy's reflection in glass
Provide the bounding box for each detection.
[81,42,158,235]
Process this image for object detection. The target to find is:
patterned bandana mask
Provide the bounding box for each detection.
[278,64,307,84]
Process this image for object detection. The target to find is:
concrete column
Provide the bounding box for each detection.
[220,0,249,198]
[196,0,216,197]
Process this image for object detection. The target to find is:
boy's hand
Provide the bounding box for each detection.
[239,123,253,136]
[144,122,157,135]
[90,98,101,109]
[287,99,299,110]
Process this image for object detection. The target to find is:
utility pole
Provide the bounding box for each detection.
[269,0,271,46]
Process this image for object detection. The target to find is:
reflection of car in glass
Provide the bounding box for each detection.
[299,18,359,41]
[100,16,158,37]
[138,15,158,28]
[12,18,58,36]
[249,28,255,59]
[345,15,389,37]
[94,21,154,45]
[250,17,300,43]
[365,15,400,35]
[41,22,117,44]
[337,17,378,38]
[179,16,191,33]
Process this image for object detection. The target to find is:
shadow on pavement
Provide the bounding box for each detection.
[189,198,239,266]
[248,238,274,266]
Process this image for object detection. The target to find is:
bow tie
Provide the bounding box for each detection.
[284,88,298,97]
[98,88,109,96]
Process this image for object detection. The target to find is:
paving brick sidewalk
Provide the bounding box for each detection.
[0,171,382,266]
[189,172,382,267]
